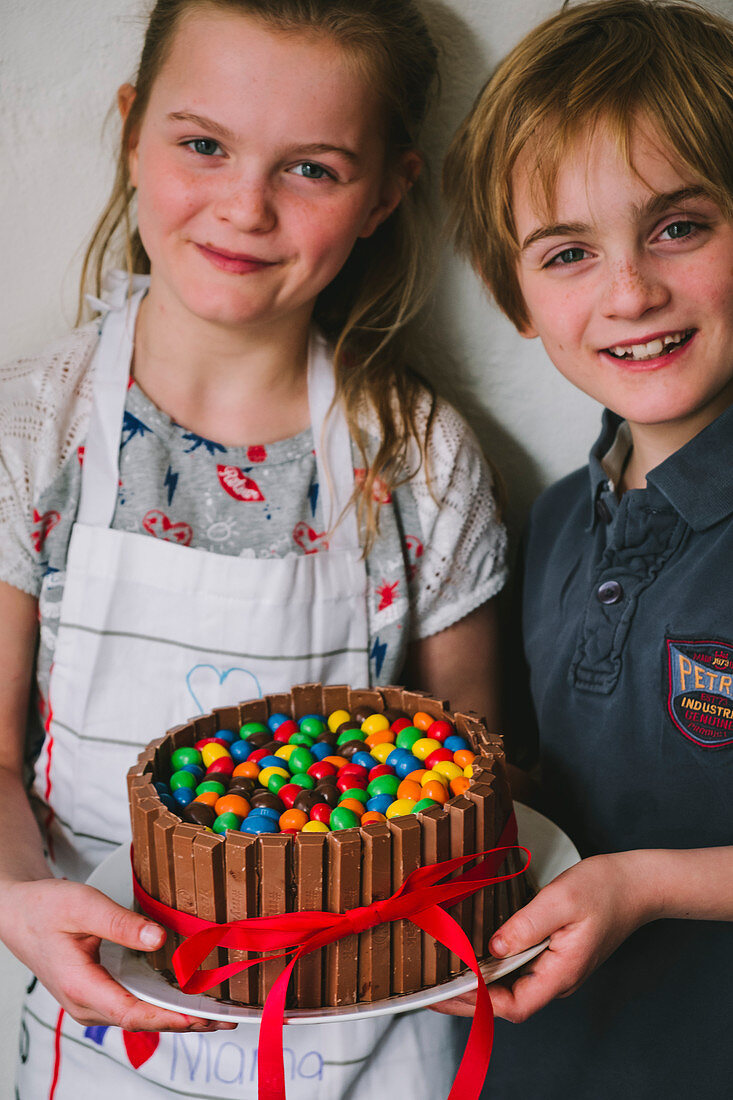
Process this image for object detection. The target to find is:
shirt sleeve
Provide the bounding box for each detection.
[0,325,97,597]
[404,397,508,640]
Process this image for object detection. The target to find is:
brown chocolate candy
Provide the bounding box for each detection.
[245,730,272,749]
[249,789,285,812]
[293,789,320,814]
[338,739,368,760]
[313,783,339,807]
[183,801,217,828]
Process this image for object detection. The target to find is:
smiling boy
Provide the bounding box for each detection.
[441,2,733,1097]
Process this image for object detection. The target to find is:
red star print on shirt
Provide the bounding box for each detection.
[376,580,400,610]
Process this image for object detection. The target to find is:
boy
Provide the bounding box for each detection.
[440,2,733,1097]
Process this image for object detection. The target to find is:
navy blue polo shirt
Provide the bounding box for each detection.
[482,406,733,1100]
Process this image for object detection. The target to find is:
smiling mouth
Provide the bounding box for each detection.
[604,329,695,362]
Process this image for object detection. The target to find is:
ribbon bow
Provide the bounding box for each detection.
[133,812,529,1100]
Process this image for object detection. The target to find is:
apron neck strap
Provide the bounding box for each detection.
[77,288,360,552]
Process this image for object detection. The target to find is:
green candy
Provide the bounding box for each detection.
[239,721,268,739]
[170,769,197,791]
[289,771,315,789]
[267,772,287,795]
[288,746,315,774]
[330,806,360,830]
[289,732,316,747]
[367,774,400,798]
[412,798,439,814]
[170,747,203,770]
[299,716,326,737]
[337,729,366,745]
[339,787,369,804]
[395,726,422,751]
[196,779,226,796]
[213,811,242,834]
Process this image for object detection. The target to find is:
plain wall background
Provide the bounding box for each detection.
[2,0,731,1095]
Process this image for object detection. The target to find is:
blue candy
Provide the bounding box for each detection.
[268,712,291,732]
[257,754,286,771]
[153,781,169,796]
[351,751,375,771]
[444,735,470,753]
[230,740,252,763]
[159,793,177,812]
[181,763,204,780]
[366,793,393,814]
[387,749,416,778]
[247,806,281,822]
[172,787,194,807]
[240,816,280,834]
[310,742,332,761]
[216,728,236,743]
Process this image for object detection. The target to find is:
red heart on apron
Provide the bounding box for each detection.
[142,509,193,546]
[293,521,329,553]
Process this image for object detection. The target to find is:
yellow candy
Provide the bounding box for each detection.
[433,761,462,782]
[361,713,390,735]
[274,744,296,761]
[385,798,416,819]
[370,742,395,765]
[302,820,330,833]
[328,709,351,733]
[463,764,474,777]
[420,769,448,787]
[201,743,230,767]
[412,737,441,762]
[258,765,289,787]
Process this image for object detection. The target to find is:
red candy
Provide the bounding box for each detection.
[339,764,369,783]
[337,773,367,793]
[390,717,412,734]
[427,720,454,743]
[425,748,453,769]
[310,802,332,825]
[368,764,395,780]
[194,737,231,750]
[207,756,234,776]
[277,783,302,808]
[275,719,298,739]
[308,761,338,781]
[248,747,270,764]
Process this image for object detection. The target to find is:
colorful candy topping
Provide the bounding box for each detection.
[156,708,476,836]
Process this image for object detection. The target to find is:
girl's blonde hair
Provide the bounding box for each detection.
[443,0,733,331]
[80,0,439,549]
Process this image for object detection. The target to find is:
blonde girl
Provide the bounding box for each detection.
[0,1,505,1096]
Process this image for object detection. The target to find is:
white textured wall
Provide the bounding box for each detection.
[1,0,731,1095]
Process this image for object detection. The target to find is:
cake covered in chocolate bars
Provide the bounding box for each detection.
[127,683,529,1009]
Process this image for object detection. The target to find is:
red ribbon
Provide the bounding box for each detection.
[132,811,528,1100]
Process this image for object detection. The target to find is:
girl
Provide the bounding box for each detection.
[0,1,506,1097]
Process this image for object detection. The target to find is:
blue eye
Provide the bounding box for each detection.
[662,220,695,240]
[186,138,223,157]
[550,247,587,266]
[291,162,332,180]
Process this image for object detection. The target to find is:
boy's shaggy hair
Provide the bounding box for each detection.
[444,0,733,330]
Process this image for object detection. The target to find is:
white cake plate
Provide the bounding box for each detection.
[89,801,579,1024]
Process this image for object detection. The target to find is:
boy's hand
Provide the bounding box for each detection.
[1,877,236,1032]
[432,853,652,1022]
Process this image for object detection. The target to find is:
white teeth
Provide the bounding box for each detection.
[607,331,689,360]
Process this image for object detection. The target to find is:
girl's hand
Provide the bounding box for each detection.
[1,877,235,1032]
[432,852,653,1022]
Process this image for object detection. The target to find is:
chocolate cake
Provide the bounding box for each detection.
[127,682,529,1008]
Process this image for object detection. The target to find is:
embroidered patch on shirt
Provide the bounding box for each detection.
[666,637,733,748]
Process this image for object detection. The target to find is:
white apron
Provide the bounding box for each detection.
[17,280,459,1099]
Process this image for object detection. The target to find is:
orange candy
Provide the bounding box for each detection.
[194,791,219,807]
[279,808,309,832]
[450,776,471,797]
[412,711,435,731]
[361,810,387,825]
[338,798,366,817]
[233,761,261,779]
[453,749,476,769]
[365,728,395,748]
[422,780,449,804]
[215,794,250,817]
[396,778,422,802]
[405,768,428,784]
[322,754,349,770]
